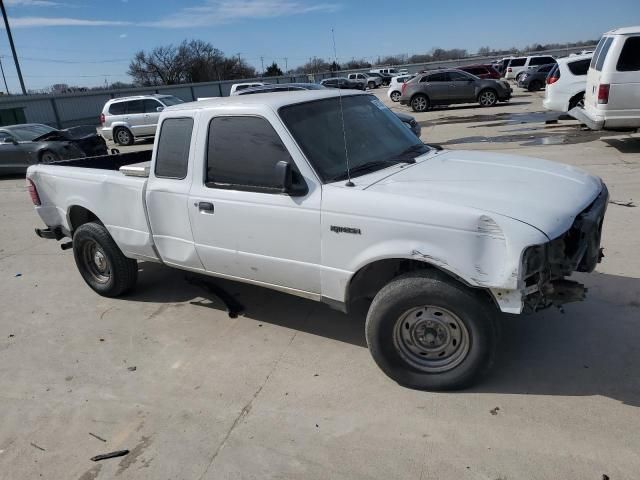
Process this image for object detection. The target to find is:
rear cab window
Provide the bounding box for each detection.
[154,117,194,179]
[617,36,640,71]
[509,58,526,67]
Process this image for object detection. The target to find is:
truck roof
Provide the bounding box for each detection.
[166,89,366,112]
[605,25,640,35]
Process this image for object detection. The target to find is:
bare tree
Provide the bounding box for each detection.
[127,40,257,86]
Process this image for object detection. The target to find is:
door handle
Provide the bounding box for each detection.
[196,201,214,213]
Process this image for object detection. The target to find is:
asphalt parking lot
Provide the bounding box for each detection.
[2,87,640,480]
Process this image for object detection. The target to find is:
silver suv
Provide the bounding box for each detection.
[100,94,184,145]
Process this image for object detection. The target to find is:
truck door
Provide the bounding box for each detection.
[145,116,204,270]
[188,113,322,295]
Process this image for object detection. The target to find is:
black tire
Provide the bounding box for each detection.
[390,91,401,102]
[113,127,134,146]
[515,72,525,82]
[72,222,138,297]
[39,150,59,164]
[478,89,498,107]
[368,81,376,90]
[528,80,543,92]
[411,94,429,112]
[365,270,498,390]
[568,92,585,110]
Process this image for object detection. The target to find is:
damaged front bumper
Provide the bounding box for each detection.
[520,184,609,312]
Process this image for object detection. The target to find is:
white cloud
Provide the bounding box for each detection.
[145,1,341,27]
[9,16,130,27]
[119,33,128,38]
[4,0,340,29]
[5,0,67,6]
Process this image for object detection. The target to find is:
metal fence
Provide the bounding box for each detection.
[0,45,593,129]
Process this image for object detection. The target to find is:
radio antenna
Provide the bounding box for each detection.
[331,27,354,187]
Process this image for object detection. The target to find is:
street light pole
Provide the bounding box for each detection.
[0,0,26,94]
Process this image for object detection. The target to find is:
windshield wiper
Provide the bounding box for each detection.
[390,144,430,163]
[328,160,399,182]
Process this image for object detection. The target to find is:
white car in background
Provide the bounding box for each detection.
[543,54,592,112]
[387,74,415,102]
[230,82,265,95]
[505,55,556,80]
[99,94,185,146]
[570,26,640,130]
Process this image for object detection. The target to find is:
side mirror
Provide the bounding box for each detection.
[1,137,17,145]
[274,160,292,193]
[156,106,164,112]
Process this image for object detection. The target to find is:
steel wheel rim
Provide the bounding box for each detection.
[41,153,56,163]
[393,305,470,373]
[117,130,130,144]
[413,97,427,111]
[391,92,400,101]
[82,240,111,284]
[480,91,496,106]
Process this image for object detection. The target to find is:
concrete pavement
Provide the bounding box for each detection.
[1,89,639,480]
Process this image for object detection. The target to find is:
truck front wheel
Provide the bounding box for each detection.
[72,222,138,297]
[365,271,498,390]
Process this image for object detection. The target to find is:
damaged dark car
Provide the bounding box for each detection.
[0,123,107,175]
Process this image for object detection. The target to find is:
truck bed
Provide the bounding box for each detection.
[27,149,159,263]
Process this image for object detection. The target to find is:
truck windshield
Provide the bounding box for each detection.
[280,94,429,182]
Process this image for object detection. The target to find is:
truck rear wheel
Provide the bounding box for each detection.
[365,271,498,390]
[72,222,138,297]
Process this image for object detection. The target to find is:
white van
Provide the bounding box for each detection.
[570,26,640,130]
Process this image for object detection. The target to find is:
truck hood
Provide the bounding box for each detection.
[365,150,602,239]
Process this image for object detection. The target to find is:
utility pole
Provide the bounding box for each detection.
[260,56,264,75]
[0,55,9,94]
[284,57,288,73]
[236,52,242,65]
[0,0,26,94]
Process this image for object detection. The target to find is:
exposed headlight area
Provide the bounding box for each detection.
[520,185,609,312]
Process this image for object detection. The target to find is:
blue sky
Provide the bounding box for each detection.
[0,0,637,91]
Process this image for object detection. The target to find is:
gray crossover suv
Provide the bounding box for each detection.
[400,69,512,112]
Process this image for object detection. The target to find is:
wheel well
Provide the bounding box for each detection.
[68,206,100,233]
[569,91,585,106]
[346,258,496,313]
[346,259,443,310]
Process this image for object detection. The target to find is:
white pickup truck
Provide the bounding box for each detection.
[27,90,608,390]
